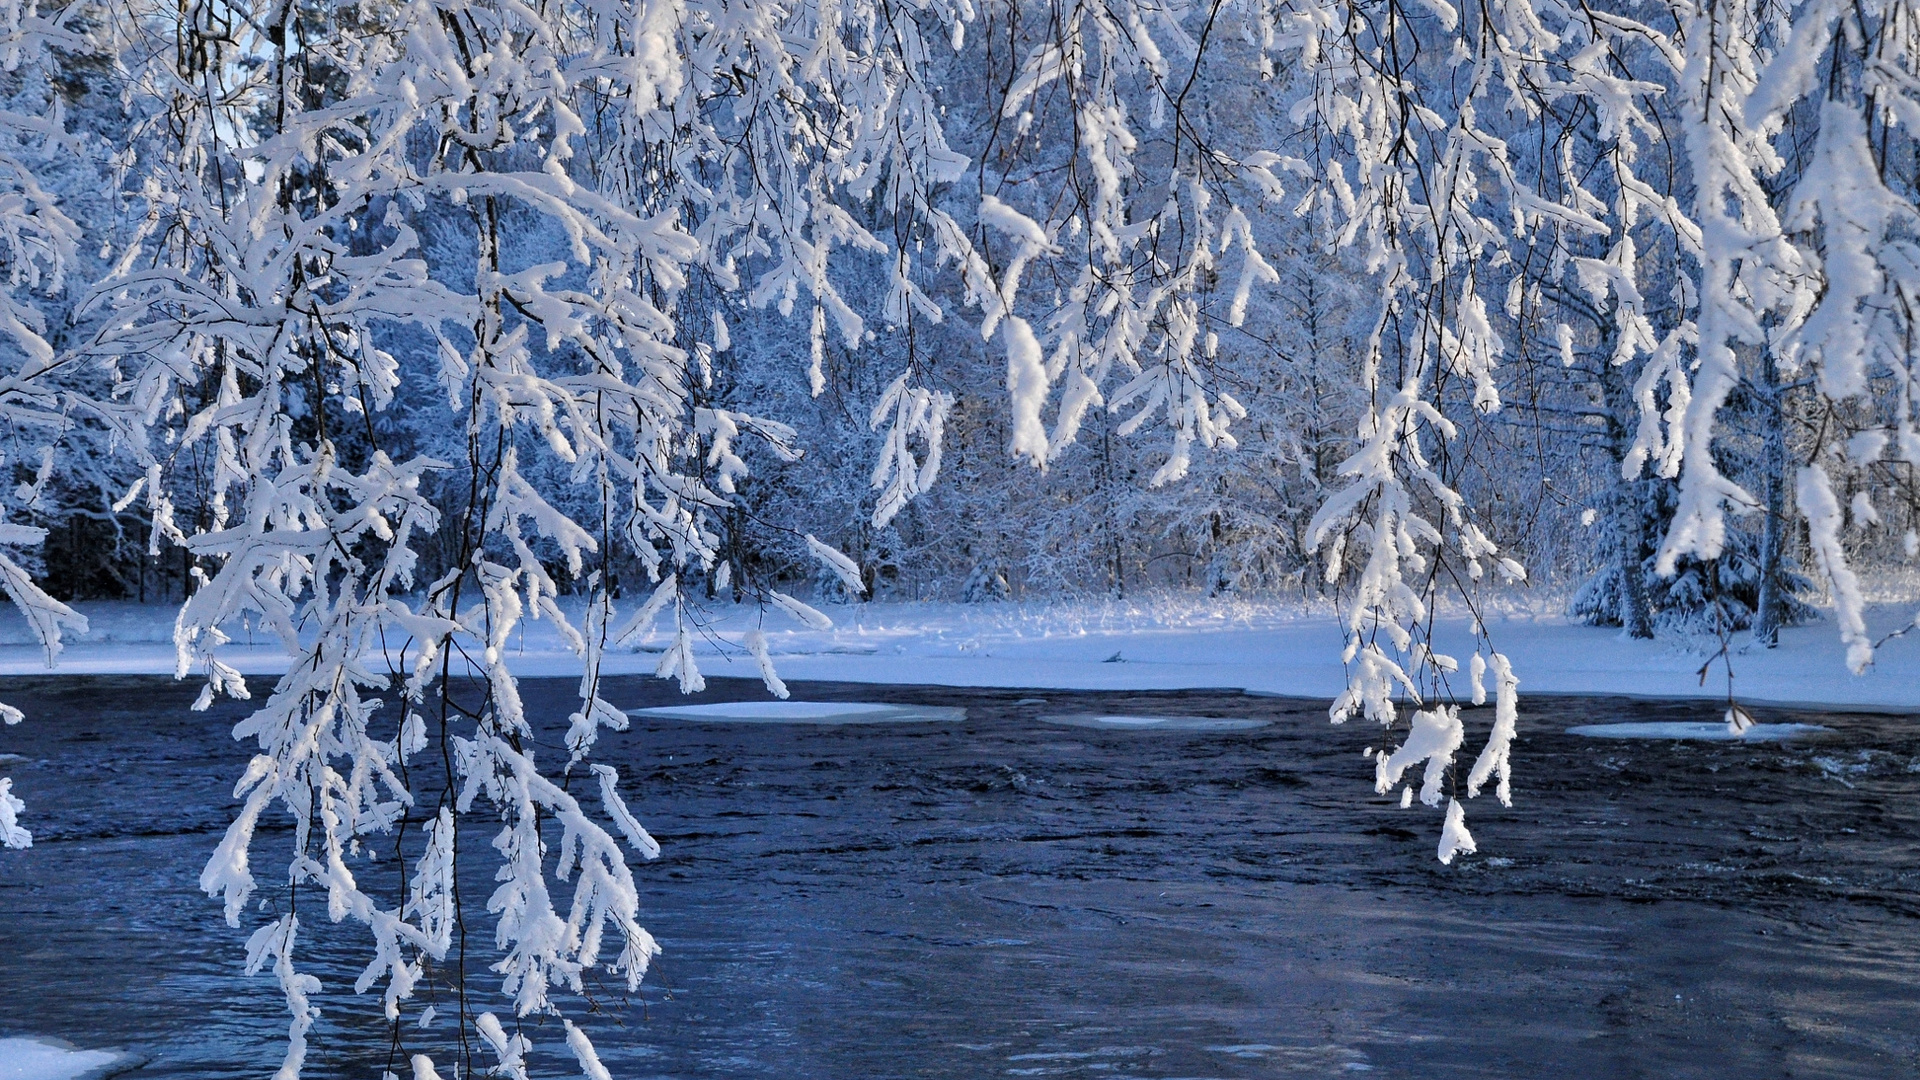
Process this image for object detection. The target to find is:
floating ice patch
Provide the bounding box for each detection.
[629,701,965,725]
[0,1038,120,1080]
[1566,722,1832,742]
[1040,714,1270,732]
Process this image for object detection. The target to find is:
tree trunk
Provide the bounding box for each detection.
[1611,479,1655,638]
[1101,416,1124,600]
[1752,351,1789,647]
[1598,321,1655,639]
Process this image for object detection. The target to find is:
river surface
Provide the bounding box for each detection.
[2,675,1919,1079]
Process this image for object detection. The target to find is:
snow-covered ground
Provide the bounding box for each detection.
[0,597,1916,710]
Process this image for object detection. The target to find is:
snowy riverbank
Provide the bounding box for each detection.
[0,597,1914,710]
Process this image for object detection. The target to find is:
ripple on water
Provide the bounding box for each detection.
[4,678,1917,1080]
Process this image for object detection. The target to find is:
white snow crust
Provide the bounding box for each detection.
[1040,714,1271,731]
[1566,722,1834,741]
[0,1039,118,1080]
[629,701,965,724]
[1,598,1917,711]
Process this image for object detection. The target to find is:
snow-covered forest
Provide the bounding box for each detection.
[3,0,1920,1071]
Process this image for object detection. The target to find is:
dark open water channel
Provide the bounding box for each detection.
[2,675,1919,1078]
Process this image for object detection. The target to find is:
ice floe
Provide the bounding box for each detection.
[1040,714,1270,732]
[628,701,965,724]
[0,1038,119,1080]
[1565,722,1833,741]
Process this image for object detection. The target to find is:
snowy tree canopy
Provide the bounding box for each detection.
[0,0,1918,1069]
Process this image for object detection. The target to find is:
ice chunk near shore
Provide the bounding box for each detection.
[1040,714,1270,732]
[0,1038,119,1080]
[629,701,965,725]
[1566,722,1833,741]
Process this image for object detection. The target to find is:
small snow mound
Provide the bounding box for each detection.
[629,701,965,725]
[1040,714,1270,732]
[1566,721,1832,742]
[0,1038,120,1080]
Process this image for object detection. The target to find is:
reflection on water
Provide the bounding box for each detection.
[2,676,1919,1079]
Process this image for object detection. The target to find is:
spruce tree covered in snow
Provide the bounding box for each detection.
[4,0,1920,1069]
[1572,475,1818,636]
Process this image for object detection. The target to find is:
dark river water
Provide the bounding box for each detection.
[2,675,1919,1079]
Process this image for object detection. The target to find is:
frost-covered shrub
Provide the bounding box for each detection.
[1574,481,1818,635]
[961,564,1012,603]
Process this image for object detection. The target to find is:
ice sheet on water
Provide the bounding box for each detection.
[1565,722,1833,742]
[0,1038,119,1080]
[1040,714,1270,732]
[628,701,966,725]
